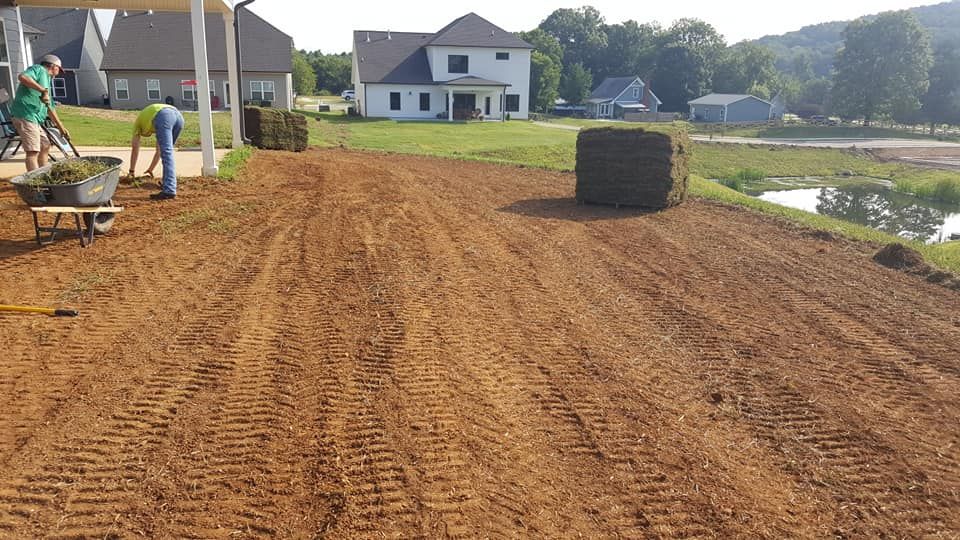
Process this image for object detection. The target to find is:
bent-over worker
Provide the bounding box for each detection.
[129,103,184,200]
[11,54,71,171]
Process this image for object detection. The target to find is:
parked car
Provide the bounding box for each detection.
[341,90,355,101]
[809,115,839,126]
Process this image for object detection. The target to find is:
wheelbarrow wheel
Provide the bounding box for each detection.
[83,200,116,235]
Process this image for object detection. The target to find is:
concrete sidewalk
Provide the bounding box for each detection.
[0,146,229,180]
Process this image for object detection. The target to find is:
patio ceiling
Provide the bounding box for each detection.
[0,0,232,13]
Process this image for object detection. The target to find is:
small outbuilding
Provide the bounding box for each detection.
[688,93,772,123]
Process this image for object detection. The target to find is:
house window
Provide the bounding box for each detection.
[632,87,640,98]
[115,79,129,100]
[390,92,401,111]
[505,94,520,112]
[182,80,197,102]
[496,52,510,61]
[52,77,67,99]
[448,55,468,74]
[250,81,275,102]
[146,79,161,101]
[0,24,8,63]
[419,92,430,111]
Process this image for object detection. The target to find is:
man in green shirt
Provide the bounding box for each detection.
[10,54,71,171]
[128,103,184,200]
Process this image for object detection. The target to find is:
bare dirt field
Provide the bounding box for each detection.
[872,146,960,170]
[1,149,958,538]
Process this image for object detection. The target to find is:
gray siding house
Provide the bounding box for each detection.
[586,76,661,118]
[21,8,108,106]
[688,93,772,123]
[0,9,43,104]
[101,9,292,111]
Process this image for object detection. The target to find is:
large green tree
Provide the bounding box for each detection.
[713,43,780,99]
[292,50,317,96]
[831,11,933,125]
[518,29,563,112]
[594,20,661,81]
[538,6,607,69]
[304,51,352,95]
[650,19,724,112]
[921,44,960,130]
[560,62,593,104]
[529,51,561,112]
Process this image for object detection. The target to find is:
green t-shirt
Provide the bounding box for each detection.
[10,64,54,124]
[133,104,175,137]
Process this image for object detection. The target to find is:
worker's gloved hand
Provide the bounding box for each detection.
[40,90,50,105]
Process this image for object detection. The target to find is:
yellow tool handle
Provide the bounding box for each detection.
[0,304,79,317]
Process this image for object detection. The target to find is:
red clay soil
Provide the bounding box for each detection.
[0,148,958,538]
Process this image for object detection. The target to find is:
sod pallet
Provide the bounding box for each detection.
[243,107,308,152]
[575,126,690,209]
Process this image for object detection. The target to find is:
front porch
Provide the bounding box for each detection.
[440,76,510,122]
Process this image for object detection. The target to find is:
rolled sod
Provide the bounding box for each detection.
[575,125,690,209]
[243,107,309,152]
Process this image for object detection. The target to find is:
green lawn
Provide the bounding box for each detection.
[56,106,235,148]
[695,124,958,141]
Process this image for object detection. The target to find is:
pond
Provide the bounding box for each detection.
[747,178,960,244]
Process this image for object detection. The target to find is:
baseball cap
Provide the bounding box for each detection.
[40,54,62,68]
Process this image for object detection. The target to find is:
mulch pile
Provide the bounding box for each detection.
[243,107,308,152]
[575,126,690,209]
[873,243,928,271]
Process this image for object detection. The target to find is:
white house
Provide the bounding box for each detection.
[352,13,532,121]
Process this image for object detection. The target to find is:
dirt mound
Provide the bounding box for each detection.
[872,243,930,272]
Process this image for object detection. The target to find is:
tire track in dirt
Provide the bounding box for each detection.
[587,218,957,536]
[0,191,301,537]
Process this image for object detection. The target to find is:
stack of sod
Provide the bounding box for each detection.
[575,125,690,209]
[243,107,309,152]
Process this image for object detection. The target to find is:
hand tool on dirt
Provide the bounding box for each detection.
[0,304,79,317]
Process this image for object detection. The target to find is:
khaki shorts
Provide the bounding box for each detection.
[12,118,50,153]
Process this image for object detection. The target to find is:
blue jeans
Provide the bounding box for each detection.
[154,107,184,194]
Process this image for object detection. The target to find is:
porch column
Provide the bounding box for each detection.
[500,92,504,122]
[447,90,453,122]
[191,0,218,176]
[223,11,243,149]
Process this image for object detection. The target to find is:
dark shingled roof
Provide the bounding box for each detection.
[354,13,532,84]
[101,9,292,73]
[353,31,434,84]
[21,8,96,68]
[428,13,533,49]
[688,93,770,106]
[588,77,638,101]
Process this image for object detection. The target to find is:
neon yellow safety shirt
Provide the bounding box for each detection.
[132,104,175,137]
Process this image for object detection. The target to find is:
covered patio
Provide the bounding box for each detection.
[0,0,243,176]
[441,76,509,122]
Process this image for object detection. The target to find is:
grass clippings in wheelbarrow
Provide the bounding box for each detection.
[26,160,114,186]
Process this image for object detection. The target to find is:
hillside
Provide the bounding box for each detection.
[754,0,960,77]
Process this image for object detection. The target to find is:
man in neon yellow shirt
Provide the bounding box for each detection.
[10,54,71,171]
[128,103,184,200]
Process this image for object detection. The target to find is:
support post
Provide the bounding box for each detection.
[223,11,243,149]
[191,0,218,176]
[447,90,453,122]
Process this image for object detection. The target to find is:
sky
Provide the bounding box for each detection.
[94,0,946,53]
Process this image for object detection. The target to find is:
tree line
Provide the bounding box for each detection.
[288,6,960,129]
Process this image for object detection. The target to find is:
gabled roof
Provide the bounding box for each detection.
[22,22,44,35]
[353,31,434,84]
[354,13,531,84]
[445,75,509,86]
[589,77,638,101]
[101,9,292,73]
[20,8,93,68]
[428,12,532,49]
[688,93,771,106]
